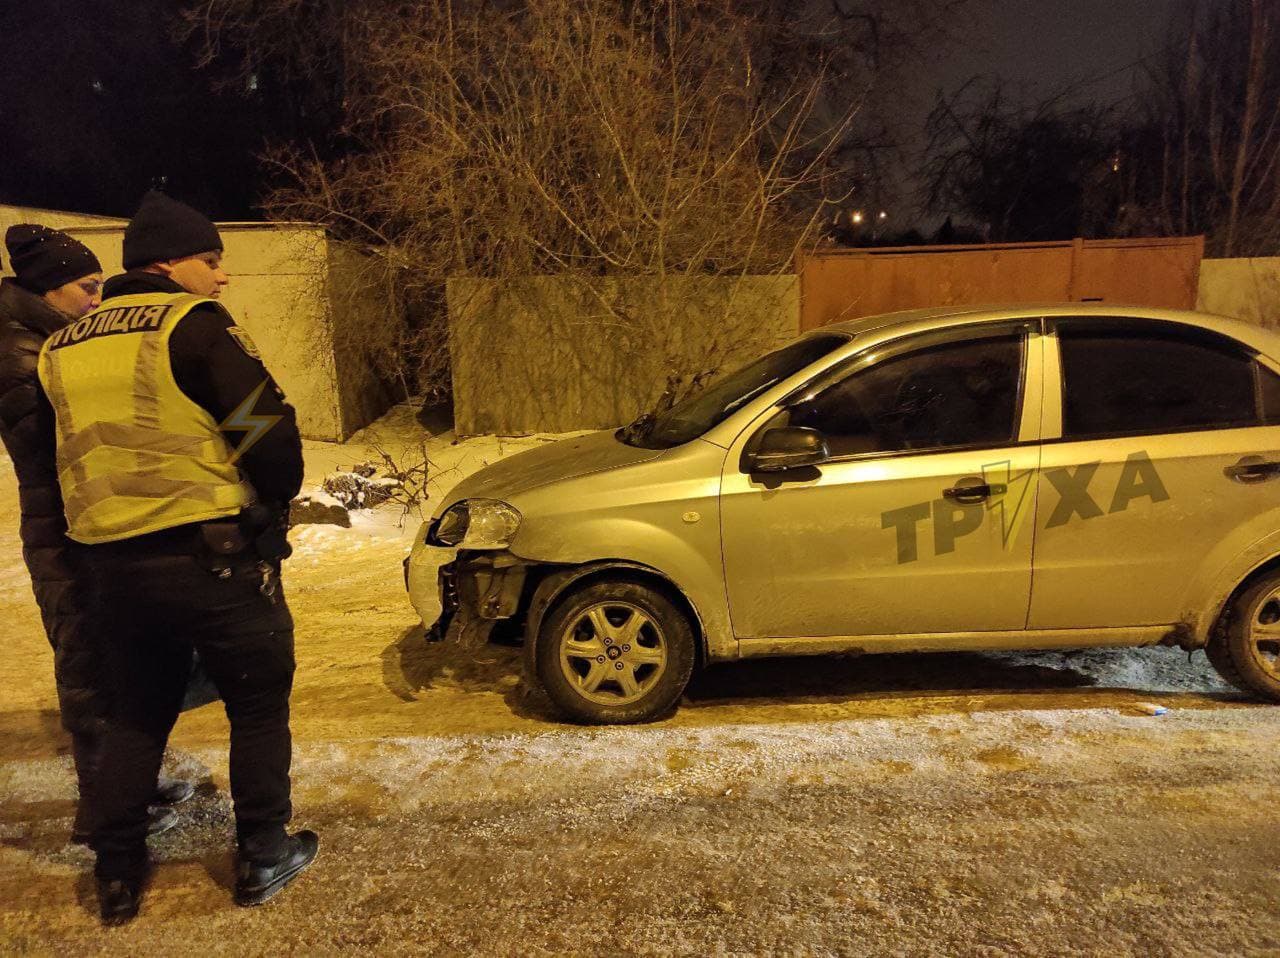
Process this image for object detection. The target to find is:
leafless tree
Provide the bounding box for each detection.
[921,78,1118,242]
[181,0,845,402]
[183,0,972,405]
[1121,0,1280,256]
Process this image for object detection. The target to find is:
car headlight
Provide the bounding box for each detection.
[431,499,522,550]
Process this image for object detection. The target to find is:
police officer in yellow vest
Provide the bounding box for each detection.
[37,191,318,924]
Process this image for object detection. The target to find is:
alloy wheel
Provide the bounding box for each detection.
[557,601,668,707]
[1246,585,1280,677]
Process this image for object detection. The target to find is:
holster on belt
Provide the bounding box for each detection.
[199,504,293,571]
[200,520,252,575]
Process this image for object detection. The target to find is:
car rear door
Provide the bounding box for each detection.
[1029,317,1280,629]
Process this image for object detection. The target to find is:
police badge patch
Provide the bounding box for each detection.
[226,325,262,360]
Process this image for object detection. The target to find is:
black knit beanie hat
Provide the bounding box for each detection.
[122,190,223,269]
[4,225,102,294]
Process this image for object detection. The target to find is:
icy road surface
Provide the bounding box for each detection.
[1,406,1278,955]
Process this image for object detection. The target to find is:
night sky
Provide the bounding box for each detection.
[0,1,1185,224]
[927,0,1182,107]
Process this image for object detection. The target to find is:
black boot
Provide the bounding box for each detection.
[234,830,319,907]
[146,805,179,836]
[152,778,196,806]
[97,875,146,926]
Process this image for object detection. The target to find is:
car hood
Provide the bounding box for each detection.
[438,430,667,512]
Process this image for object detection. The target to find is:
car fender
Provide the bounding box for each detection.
[1184,515,1280,643]
[516,535,734,675]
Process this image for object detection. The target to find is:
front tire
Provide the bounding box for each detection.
[1208,572,1280,701]
[535,580,696,724]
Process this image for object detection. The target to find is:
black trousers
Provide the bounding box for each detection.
[30,560,109,833]
[81,541,296,880]
[69,727,100,837]
[69,655,214,837]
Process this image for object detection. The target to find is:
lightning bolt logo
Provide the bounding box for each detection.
[221,380,282,464]
[981,459,1036,549]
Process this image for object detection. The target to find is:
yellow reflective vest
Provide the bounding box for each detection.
[37,292,254,544]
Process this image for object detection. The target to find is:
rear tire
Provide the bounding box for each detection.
[535,579,696,724]
[1208,572,1280,701]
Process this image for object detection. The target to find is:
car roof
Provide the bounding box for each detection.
[816,303,1280,359]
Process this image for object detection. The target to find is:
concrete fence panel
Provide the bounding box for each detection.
[449,275,799,435]
[1198,258,1280,329]
[0,206,392,441]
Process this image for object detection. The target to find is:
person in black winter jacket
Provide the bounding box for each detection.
[0,225,195,845]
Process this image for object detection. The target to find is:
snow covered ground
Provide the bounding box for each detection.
[1,404,1278,955]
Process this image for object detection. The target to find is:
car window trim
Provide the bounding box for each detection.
[806,435,1041,467]
[779,320,1037,409]
[1047,313,1261,349]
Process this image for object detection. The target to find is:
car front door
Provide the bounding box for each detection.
[1029,317,1280,629]
[720,321,1043,642]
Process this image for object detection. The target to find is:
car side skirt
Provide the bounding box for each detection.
[736,625,1173,658]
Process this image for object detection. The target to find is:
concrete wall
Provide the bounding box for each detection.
[0,206,391,441]
[1198,257,1280,330]
[449,275,799,435]
[0,205,125,234]
[203,226,348,441]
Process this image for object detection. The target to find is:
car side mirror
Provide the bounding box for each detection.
[748,426,829,473]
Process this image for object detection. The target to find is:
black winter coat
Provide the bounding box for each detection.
[0,278,103,733]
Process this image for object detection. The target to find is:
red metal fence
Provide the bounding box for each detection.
[799,236,1205,331]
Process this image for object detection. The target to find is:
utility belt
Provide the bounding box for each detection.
[88,504,291,568]
[199,503,292,566]
[81,505,292,606]
[198,504,292,603]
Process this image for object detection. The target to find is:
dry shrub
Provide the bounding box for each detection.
[187,0,861,403]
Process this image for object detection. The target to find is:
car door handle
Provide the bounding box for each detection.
[1225,457,1280,483]
[942,481,1006,503]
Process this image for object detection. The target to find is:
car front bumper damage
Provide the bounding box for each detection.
[426,551,529,645]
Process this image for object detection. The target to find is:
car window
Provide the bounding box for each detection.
[628,333,849,448]
[781,333,1024,457]
[1261,364,1280,424]
[1059,324,1259,438]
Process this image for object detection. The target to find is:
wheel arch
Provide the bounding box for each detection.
[1208,553,1280,639]
[521,560,709,682]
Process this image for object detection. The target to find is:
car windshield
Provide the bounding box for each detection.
[619,333,850,449]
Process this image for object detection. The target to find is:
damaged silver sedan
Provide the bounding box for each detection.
[407,304,1280,723]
